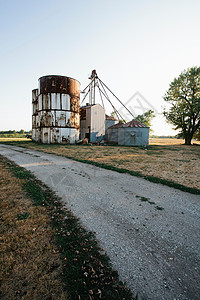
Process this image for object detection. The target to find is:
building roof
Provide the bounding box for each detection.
[124,119,149,128]
[108,119,149,129]
[80,103,104,109]
[108,121,124,128]
[106,115,118,121]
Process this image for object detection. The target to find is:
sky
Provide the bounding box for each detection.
[0,0,200,135]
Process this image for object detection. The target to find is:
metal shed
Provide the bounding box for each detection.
[108,120,149,146]
[118,120,149,146]
[107,122,124,143]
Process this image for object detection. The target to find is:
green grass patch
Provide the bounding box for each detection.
[149,201,156,205]
[136,196,164,211]
[17,212,30,220]
[175,159,190,163]
[140,197,149,202]
[156,206,164,211]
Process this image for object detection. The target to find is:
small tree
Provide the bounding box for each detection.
[163,67,200,145]
[135,109,155,128]
[110,111,126,123]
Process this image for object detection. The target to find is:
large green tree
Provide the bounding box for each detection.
[163,67,200,145]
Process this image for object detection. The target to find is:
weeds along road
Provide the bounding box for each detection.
[0,144,200,300]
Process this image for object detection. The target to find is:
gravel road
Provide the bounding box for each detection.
[0,144,200,300]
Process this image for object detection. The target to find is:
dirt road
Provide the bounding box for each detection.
[1,144,199,300]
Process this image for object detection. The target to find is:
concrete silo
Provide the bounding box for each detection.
[32,75,80,144]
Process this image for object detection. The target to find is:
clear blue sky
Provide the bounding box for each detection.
[0,0,199,135]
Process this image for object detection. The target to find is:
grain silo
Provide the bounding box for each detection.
[108,120,149,146]
[32,75,80,144]
[32,88,39,142]
[118,120,149,146]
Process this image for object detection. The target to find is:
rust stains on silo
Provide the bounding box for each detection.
[38,75,80,96]
[33,75,80,144]
[32,89,38,103]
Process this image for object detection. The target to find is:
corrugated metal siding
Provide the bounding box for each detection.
[118,127,149,146]
[107,127,119,143]
[90,104,105,142]
[32,75,80,144]
[80,104,105,142]
[124,120,149,128]
[105,119,118,141]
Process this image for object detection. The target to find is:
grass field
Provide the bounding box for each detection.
[150,137,200,145]
[1,138,199,190]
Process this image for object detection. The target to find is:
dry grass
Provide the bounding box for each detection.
[150,138,200,145]
[0,163,68,300]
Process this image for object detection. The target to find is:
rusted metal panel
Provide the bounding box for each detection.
[70,96,79,112]
[35,127,80,144]
[33,75,80,144]
[60,128,79,143]
[125,120,149,128]
[51,128,60,143]
[32,89,38,102]
[67,112,80,129]
[38,75,80,96]
[32,116,36,128]
[33,104,37,115]
[56,111,66,127]
[32,89,39,142]
[80,107,86,120]
[32,89,38,115]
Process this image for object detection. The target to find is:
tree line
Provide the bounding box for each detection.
[0,130,31,138]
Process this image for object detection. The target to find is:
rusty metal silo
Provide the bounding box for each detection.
[32,88,39,142]
[33,75,80,144]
